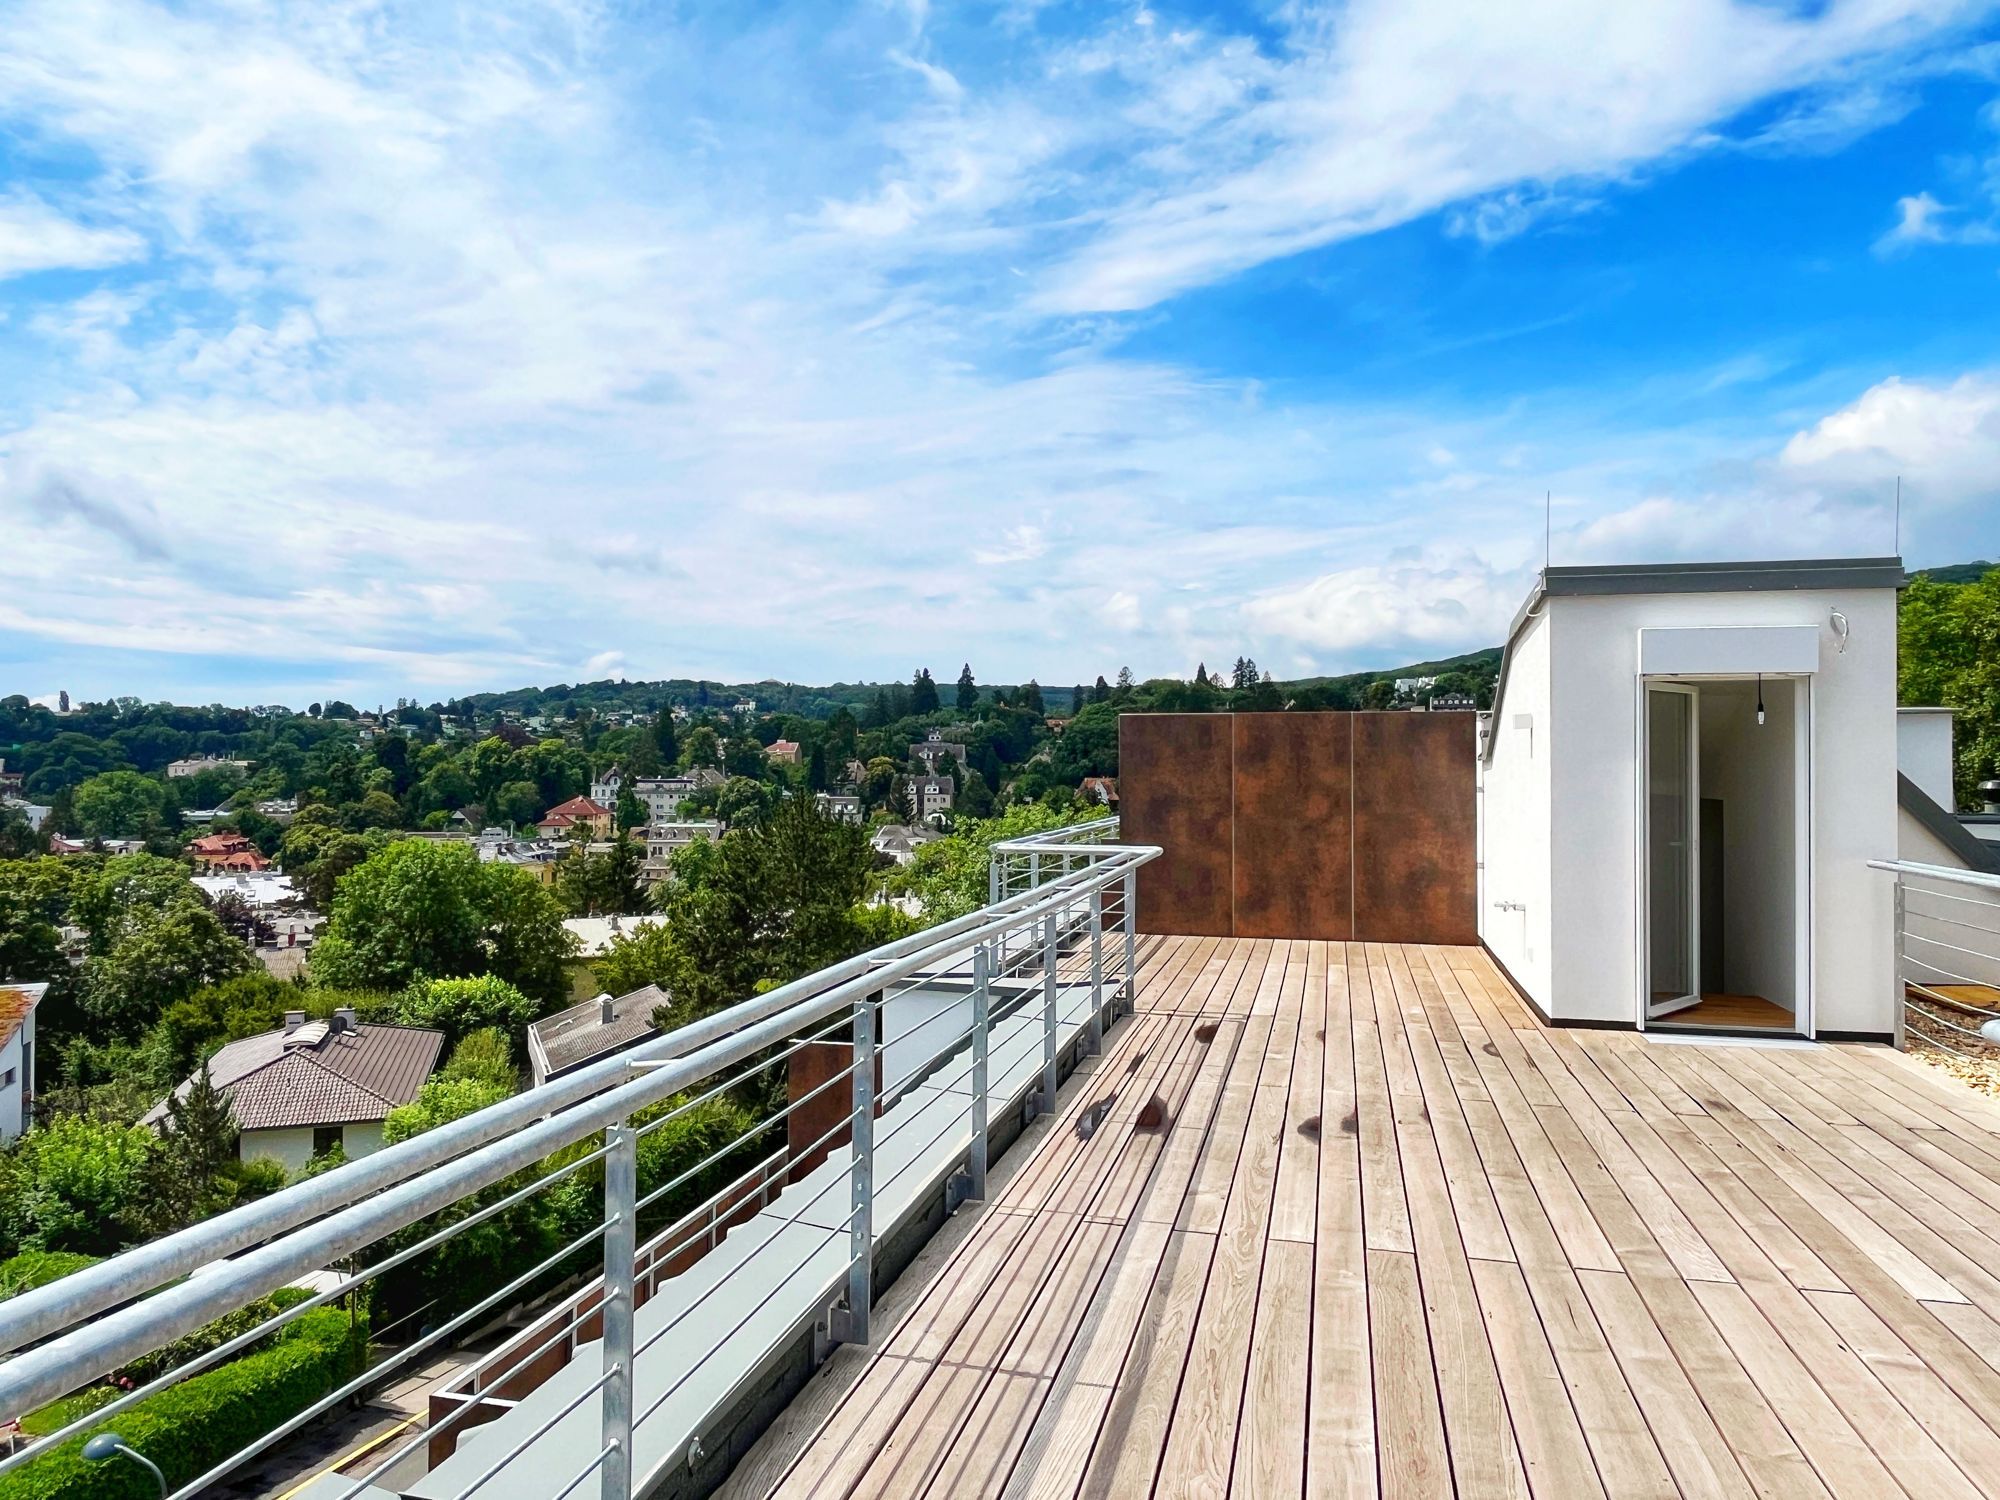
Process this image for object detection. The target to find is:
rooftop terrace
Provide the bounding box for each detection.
[726,935,2000,1500]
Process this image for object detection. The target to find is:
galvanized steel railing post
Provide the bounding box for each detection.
[1041,914,1059,1114]
[989,854,1001,907]
[1123,868,1138,1013]
[1087,889,1104,1055]
[1029,849,1041,892]
[601,1121,637,1500]
[1893,878,1908,1051]
[845,990,877,1344]
[969,944,990,1200]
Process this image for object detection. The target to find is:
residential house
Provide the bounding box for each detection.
[254,797,299,822]
[2,797,51,832]
[910,776,954,824]
[49,834,144,855]
[1478,557,1901,1039]
[0,982,46,1141]
[474,828,563,885]
[1427,691,1477,712]
[629,769,725,823]
[642,821,722,885]
[591,766,625,806]
[0,760,22,797]
[871,824,940,866]
[766,739,802,766]
[911,731,966,774]
[141,1009,444,1173]
[537,795,613,839]
[526,986,668,1088]
[166,754,248,779]
[187,831,271,872]
[814,791,862,823]
[1896,708,2000,876]
[1079,776,1119,809]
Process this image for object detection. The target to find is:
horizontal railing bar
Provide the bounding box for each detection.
[0,847,1157,1418]
[0,858,1133,1356]
[1870,858,2000,892]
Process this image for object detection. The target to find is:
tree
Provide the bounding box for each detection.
[807,742,829,793]
[889,803,1095,921]
[557,832,647,917]
[310,841,575,1009]
[1069,684,1085,716]
[383,1076,515,1146]
[143,1064,241,1232]
[1115,666,1134,699]
[279,820,374,909]
[73,770,172,840]
[397,975,538,1047]
[911,668,940,716]
[591,918,682,1002]
[1194,663,1210,687]
[653,710,678,766]
[956,665,978,713]
[1900,572,2000,804]
[723,735,766,779]
[649,794,874,1017]
[1021,679,1046,714]
[1092,675,1111,704]
[442,1027,522,1089]
[1362,679,1396,710]
[615,786,646,832]
[682,726,722,771]
[0,1115,156,1255]
[70,855,254,1034]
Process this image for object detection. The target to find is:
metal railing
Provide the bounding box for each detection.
[1870,858,2000,1055]
[0,826,1156,1500]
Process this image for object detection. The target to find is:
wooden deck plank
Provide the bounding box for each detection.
[729,939,2000,1500]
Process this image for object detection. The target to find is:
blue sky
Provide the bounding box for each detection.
[1,0,1998,709]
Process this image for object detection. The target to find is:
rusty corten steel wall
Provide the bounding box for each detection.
[1120,712,1233,936]
[1352,711,1478,943]
[1232,712,1353,939]
[1119,710,1474,942]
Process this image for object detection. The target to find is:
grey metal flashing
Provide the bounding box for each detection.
[1540,556,1906,596]
[1898,772,2000,875]
[1482,557,1905,763]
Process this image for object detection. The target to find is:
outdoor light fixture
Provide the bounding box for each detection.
[1756,673,1765,727]
[82,1432,166,1497]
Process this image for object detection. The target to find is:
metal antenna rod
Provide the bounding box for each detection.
[1544,490,1552,572]
[1895,475,1902,557]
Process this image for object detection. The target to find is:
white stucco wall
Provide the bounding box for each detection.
[0,1021,29,1141]
[241,1120,388,1175]
[1476,609,1554,1014]
[1531,585,1897,1033]
[1897,708,1957,811]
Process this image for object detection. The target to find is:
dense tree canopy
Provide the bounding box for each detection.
[1900,570,2000,805]
[310,840,574,1008]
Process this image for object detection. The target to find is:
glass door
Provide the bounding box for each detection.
[1645,684,1700,1022]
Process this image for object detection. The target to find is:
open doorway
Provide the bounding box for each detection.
[1643,676,1809,1034]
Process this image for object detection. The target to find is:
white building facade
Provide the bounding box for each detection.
[1478,558,1902,1039]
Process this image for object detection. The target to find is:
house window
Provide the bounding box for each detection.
[0,1068,13,1088]
[312,1125,343,1157]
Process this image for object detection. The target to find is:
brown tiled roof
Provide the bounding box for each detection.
[188,832,256,855]
[142,1021,444,1132]
[0,983,45,1054]
[543,796,610,821]
[531,985,667,1077]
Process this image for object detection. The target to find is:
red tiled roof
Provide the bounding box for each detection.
[188,832,256,855]
[543,796,610,821]
[0,984,43,1054]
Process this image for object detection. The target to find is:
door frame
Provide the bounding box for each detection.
[1640,681,1701,1027]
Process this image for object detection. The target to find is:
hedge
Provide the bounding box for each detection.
[0,1253,99,1302]
[0,1306,367,1500]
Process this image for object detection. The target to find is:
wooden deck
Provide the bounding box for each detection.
[719,936,2000,1500]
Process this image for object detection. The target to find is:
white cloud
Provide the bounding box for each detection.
[974,523,1048,564]
[0,197,145,279]
[1028,0,1986,311]
[1780,372,2000,507]
[1875,189,1998,249]
[1242,553,1524,660]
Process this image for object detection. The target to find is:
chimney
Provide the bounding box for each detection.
[598,993,616,1026]
[334,1006,356,1034]
[283,1009,306,1035]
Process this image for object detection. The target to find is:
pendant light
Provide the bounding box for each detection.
[1755,673,1765,727]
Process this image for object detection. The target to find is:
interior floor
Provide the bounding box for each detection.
[1651,992,1796,1031]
